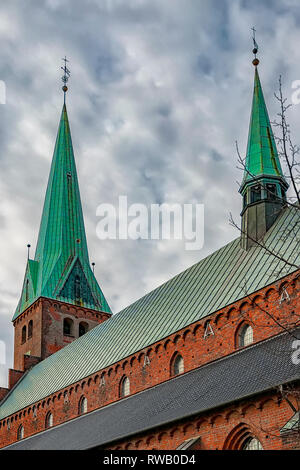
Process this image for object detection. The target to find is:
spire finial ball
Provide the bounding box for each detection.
[252,58,259,66]
[62,85,68,92]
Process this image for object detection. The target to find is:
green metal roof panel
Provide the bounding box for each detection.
[242,67,284,185]
[13,105,111,320]
[281,412,300,433]
[1,206,300,420]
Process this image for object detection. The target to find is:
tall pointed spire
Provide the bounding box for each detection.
[241,67,284,186]
[239,35,288,250]
[13,104,111,320]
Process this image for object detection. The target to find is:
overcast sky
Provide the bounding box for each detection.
[1,0,300,386]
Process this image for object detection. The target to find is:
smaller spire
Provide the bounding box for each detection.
[239,35,289,250]
[61,56,70,103]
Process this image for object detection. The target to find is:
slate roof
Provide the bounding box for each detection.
[0,206,300,421]
[4,329,300,450]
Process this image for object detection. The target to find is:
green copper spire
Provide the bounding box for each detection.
[240,51,288,251]
[241,67,284,186]
[13,104,111,320]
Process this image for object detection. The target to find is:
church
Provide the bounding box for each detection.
[0,47,299,451]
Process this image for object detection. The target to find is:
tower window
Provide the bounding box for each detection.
[120,376,130,398]
[238,324,253,348]
[21,325,27,344]
[172,354,184,376]
[79,322,88,337]
[63,318,74,336]
[45,412,53,429]
[266,183,276,200]
[17,425,24,441]
[25,280,29,302]
[250,185,261,203]
[78,396,87,415]
[75,275,81,301]
[28,320,33,339]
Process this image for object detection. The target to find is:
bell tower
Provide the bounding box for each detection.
[240,40,288,250]
[13,61,111,371]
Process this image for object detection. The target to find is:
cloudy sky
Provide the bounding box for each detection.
[1,0,300,386]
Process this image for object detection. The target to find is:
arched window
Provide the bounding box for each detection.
[223,424,263,450]
[238,324,253,348]
[17,425,24,440]
[45,412,53,429]
[79,322,88,337]
[266,183,277,201]
[79,396,87,415]
[172,354,184,376]
[243,437,263,450]
[63,318,74,336]
[28,320,33,339]
[21,325,26,344]
[120,376,130,398]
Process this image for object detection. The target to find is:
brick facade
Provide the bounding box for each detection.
[0,271,299,449]
[13,297,111,370]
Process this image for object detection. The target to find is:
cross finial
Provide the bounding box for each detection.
[251,27,258,54]
[251,27,259,66]
[61,56,70,103]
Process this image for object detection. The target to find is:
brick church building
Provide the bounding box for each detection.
[0,50,299,450]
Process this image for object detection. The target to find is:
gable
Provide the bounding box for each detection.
[59,259,99,308]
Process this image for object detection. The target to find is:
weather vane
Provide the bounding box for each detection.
[251,27,259,67]
[61,56,70,102]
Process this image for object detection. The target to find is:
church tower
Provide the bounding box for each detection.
[12,65,111,371]
[240,46,288,250]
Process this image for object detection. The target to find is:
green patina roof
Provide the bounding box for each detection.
[241,67,284,189]
[13,105,111,321]
[1,206,299,420]
[281,412,300,433]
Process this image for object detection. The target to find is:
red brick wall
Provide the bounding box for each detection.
[13,300,43,371]
[0,272,299,449]
[8,369,23,389]
[0,389,9,402]
[13,298,111,370]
